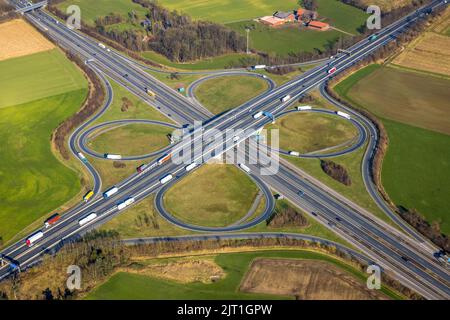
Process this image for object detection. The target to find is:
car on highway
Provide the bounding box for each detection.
[298,190,305,197]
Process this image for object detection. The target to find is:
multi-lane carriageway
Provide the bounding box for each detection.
[1,0,450,299]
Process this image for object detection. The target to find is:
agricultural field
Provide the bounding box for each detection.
[381,119,450,235]
[264,112,359,154]
[357,0,413,11]
[87,250,400,299]
[0,19,54,61]
[56,0,148,26]
[241,258,387,299]
[157,0,298,24]
[315,0,368,34]
[228,0,367,55]
[334,64,450,234]
[164,164,261,227]
[0,49,87,108]
[87,123,172,157]
[229,21,343,55]
[431,6,450,35]
[0,45,88,244]
[195,75,268,114]
[339,65,450,135]
[393,32,450,77]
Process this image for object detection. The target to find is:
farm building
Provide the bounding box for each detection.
[259,16,286,27]
[296,8,318,21]
[308,21,330,31]
[273,11,295,22]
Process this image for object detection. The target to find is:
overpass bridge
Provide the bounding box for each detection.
[15,1,47,14]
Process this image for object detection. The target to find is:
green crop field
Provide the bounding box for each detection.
[86,250,400,300]
[0,49,88,244]
[157,0,299,24]
[265,112,358,154]
[56,0,148,25]
[195,75,268,114]
[229,21,343,55]
[316,0,368,34]
[0,91,87,243]
[381,119,450,234]
[87,123,172,157]
[164,164,260,227]
[334,64,450,234]
[0,49,87,109]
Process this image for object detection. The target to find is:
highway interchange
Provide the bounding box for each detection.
[1,0,450,300]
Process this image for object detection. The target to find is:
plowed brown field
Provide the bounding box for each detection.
[240,258,388,300]
[0,19,54,61]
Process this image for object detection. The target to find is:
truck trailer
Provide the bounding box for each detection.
[44,213,60,228]
[26,231,44,247]
[103,186,119,199]
[79,213,97,226]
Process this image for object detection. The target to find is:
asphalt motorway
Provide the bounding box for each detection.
[1,0,449,299]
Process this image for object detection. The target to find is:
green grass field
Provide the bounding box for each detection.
[0,91,88,243]
[381,119,450,234]
[56,0,148,25]
[195,75,268,114]
[0,49,87,108]
[334,64,450,234]
[92,78,173,124]
[157,0,299,24]
[86,250,400,300]
[264,112,358,154]
[142,51,256,71]
[100,195,197,238]
[87,123,172,157]
[316,0,368,34]
[0,49,88,244]
[229,21,343,55]
[164,164,260,227]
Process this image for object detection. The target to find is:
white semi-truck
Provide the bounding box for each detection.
[79,213,97,226]
[103,186,119,199]
[336,111,351,120]
[160,174,173,184]
[281,95,291,103]
[104,154,122,160]
[185,163,197,172]
[117,197,135,210]
[239,163,251,173]
[296,106,312,111]
[253,111,263,119]
[26,231,44,247]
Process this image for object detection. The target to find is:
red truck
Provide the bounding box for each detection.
[44,213,60,228]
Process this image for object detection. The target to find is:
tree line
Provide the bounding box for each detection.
[0,229,423,300]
